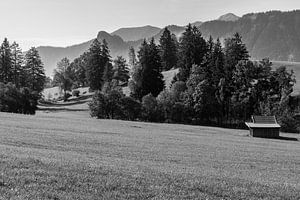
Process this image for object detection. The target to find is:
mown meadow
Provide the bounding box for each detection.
[0,106,299,199]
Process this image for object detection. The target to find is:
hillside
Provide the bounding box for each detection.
[199,10,300,61]
[37,40,93,76]
[37,10,300,77]
[0,108,299,198]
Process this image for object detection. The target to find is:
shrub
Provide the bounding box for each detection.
[120,96,141,120]
[72,90,80,97]
[0,83,38,115]
[277,111,300,133]
[141,94,164,122]
[89,90,124,119]
[170,81,186,100]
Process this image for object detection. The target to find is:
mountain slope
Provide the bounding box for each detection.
[111,25,161,41]
[37,40,93,76]
[38,10,300,77]
[199,10,300,61]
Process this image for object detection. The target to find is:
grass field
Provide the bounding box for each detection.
[0,100,299,199]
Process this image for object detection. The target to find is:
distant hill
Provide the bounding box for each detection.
[191,21,203,27]
[37,10,300,77]
[199,10,300,62]
[37,40,93,77]
[111,25,161,41]
[218,13,240,21]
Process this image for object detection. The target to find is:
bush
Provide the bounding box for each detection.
[89,90,142,121]
[0,83,38,115]
[89,90,124,119]
[157,90,187,123]
[120,96,141,120]
[141,94,164,122]
[278,111,300,133]
[72,90,80,97]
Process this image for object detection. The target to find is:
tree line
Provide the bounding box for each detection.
[53,24,298,132]
[0,38,46,114]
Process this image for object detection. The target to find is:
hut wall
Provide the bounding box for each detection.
[250,128,280,138]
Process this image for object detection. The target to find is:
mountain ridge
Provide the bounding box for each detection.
[37,10,300,77]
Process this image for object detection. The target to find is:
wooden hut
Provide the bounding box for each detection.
[245,116,280,138]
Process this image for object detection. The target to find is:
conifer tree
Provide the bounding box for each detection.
[113,56,129,86]
[0,38,13,83]
[24,47,46,93]
[177,24,207,81]
[85,39,111,91]
[159,27,178,71]
[130,39,165,99]
[10,42,24,88]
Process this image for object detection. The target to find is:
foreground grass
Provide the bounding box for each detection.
[0,111,299,199]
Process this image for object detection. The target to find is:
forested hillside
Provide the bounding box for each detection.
[38,10,300,77]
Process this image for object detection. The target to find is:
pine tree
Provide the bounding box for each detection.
[130,39,165,99]
[0,38,13,83]
[24,47,46,93]
[113,56,130,86]
[177,24,207,81]
[224,33,249,80]
[10,42,24,88]
[159,27,178,71]
[86,39,111,91]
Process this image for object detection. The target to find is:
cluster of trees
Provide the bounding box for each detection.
[52,24,297,132]
[53,40,130,100]
[0,38,46,114]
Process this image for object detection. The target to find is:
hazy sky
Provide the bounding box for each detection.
[0,0,299,50]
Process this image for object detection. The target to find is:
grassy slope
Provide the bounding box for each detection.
[0,107,299,199]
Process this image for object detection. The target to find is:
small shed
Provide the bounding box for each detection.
[245,116,280,138]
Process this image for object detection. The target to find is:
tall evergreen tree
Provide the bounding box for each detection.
[10,42,24,88]
[159,27,178,71]
[223,33,250,120]
[177,24,207,81]
[224,33,249,80]
[86,39,111,91]
[24,47,46,93]
[113,56,130,86]
[0,38,13,83]
[130,39,165,99]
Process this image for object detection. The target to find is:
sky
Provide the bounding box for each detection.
[0,0,299,50]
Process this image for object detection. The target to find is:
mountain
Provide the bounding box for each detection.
[199,10,300,62]
[218,13,240,21]
[191,21,203,27]
[38,10,300,77]
[111,25,161,41]
[37,40,93,77]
